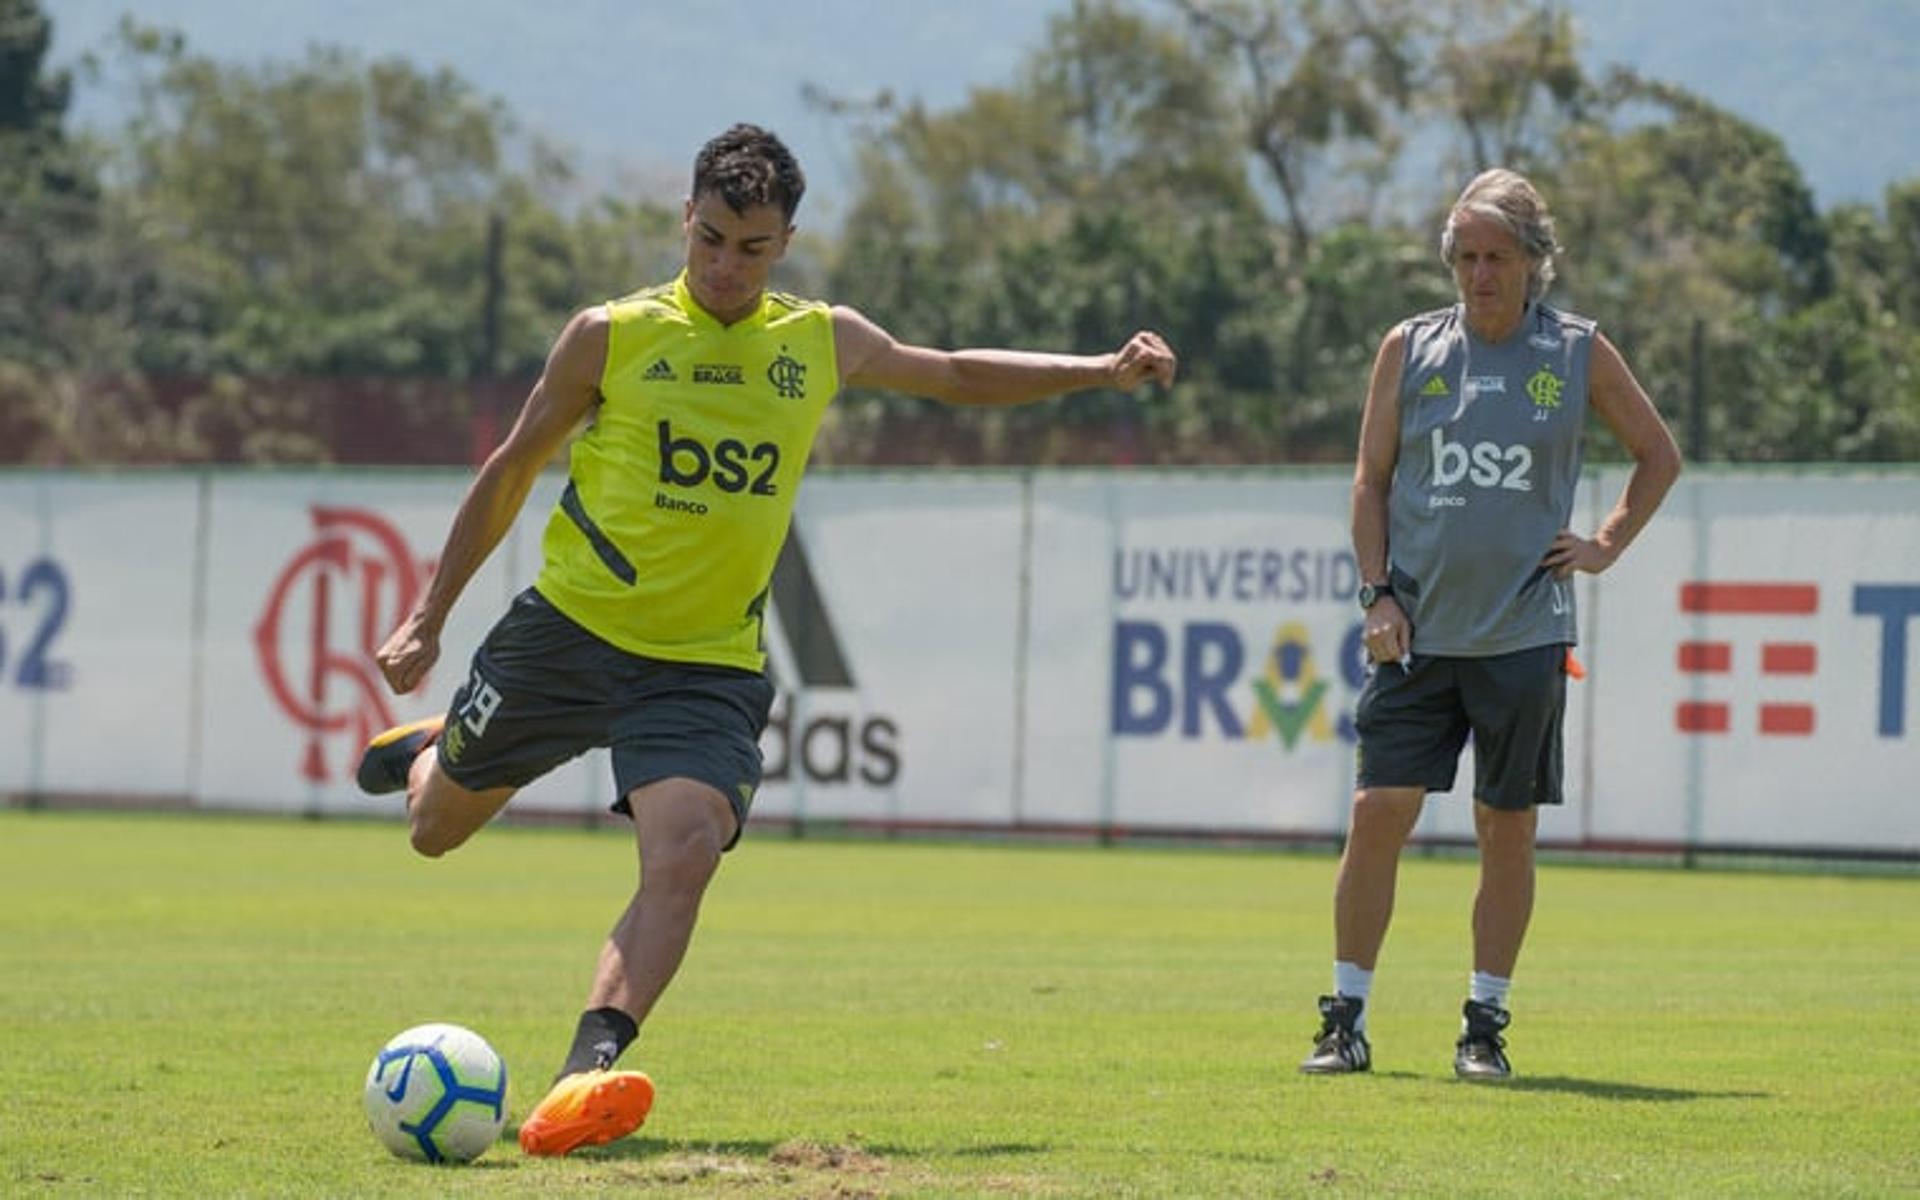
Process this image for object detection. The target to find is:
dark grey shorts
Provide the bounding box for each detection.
[1353,642,1568,811]
[435,587,776,847]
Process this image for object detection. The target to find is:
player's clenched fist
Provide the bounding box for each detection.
[1107,330,1177,390]
[375,613,441,694]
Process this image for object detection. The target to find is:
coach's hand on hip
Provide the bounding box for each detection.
[1541,528,1616,580]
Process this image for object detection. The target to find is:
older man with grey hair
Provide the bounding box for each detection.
[1299,168,1682,1080]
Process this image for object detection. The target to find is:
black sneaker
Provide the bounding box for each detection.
[1454,999,1513,1080]
[354,716,444,795]
[1298,994,1371,1074]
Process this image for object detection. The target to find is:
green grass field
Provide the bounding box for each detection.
[1,810,1915,1197]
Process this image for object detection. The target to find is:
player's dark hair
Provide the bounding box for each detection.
[692,124,806,221]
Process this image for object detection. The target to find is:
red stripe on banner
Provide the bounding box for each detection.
[1761,643,1817,674]
[1679,582,1818,614]
[1759,704,1816,735]
[1676,642,1732,672]
[1675,702,1730,733]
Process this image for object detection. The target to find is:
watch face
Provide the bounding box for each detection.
[1359,583,1379,610]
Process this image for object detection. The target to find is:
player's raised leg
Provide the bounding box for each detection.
[356,716,516,857]
[517,777,734,1156]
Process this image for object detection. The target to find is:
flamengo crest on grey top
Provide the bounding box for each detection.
[1386,302,1593,656]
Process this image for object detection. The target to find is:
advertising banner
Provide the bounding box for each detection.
[6,467,1915,856]
[1024,473,1362,834]
[1024,474,1596,843]
[194,472,520,812]
[752,475,1026,827]
[1586,471,1920,852]
[0,475,199,797]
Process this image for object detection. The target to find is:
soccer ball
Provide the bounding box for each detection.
[362,1023,509,1164]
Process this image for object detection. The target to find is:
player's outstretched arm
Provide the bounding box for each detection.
[831,306,1175,406]
[374,308,607,694]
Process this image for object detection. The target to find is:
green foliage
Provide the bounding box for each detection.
[2,10,685,463]
[826,0,1918,464]
[108,28,510,377]
[1175,0,1424,253]
[0,0,101,355]
[1541,68,1915,460]
[3,0,1917,464]
[1421,0,1587,172]
[0,0,69,138]
[2,811,1917,1195]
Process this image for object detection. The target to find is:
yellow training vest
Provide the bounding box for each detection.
[533,272,838,671]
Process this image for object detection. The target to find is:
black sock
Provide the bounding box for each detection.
[557,1006,637,1082]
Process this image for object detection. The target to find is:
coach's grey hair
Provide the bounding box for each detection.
[1440,168,1561,302]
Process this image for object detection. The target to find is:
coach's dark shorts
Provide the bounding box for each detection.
[1353,642,1568,810]
[434,588,776,848]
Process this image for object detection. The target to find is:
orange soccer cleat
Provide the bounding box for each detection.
[517,1069,655,1157]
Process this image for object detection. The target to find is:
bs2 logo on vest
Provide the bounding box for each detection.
[655,419,781,515]
[1108,544,1366,749]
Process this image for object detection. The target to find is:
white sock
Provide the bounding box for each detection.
[1470,970,1510,1011]
[1334,961,1373,1032]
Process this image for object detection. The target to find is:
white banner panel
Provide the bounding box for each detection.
[1026,474,1366,835]
[0,475,199,796]
[6,466,1915,858]
[752,475,1026,827]
[1022,473,1598,841]
[1588,472,1920,852]
[1017,475,1117,826]
[0,475,55,793]
[194,472,521,812]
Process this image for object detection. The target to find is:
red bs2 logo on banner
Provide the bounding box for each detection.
[254,508,433,782]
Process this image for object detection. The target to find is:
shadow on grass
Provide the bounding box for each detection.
[947,1142,1052,1158]
[535,1136,780,1163]
[1306,1071,1767,1102]
[1494,1075,1769,1102]
[541,1135,1051,1163]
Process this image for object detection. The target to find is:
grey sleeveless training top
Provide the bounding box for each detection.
[1386,302,1592,656]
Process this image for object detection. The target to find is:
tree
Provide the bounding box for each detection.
[0,0,103,364]
[823,0,1305,464]
[10,1,1914,467]
[0,0,114,459]
[1420,0,1585,173]
[1548,69,1840,460]
[5,22,690,464]
[1170,0,1421,259]
[0,0,70,137]
[1747,186,1920,461]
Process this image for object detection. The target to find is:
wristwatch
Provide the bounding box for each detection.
[1357,580,1394,611]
